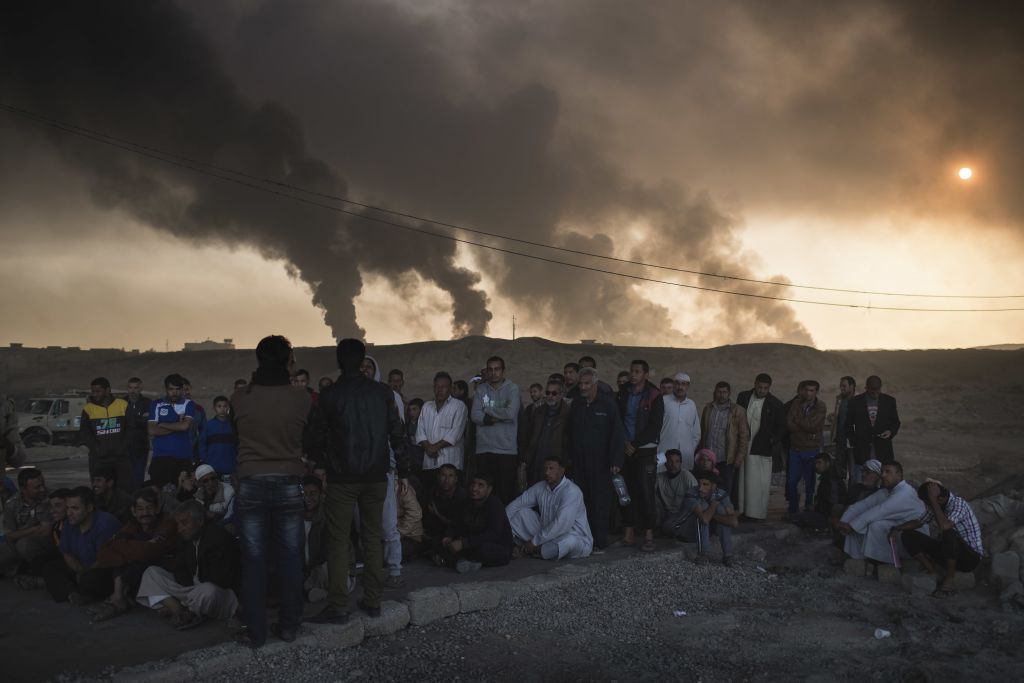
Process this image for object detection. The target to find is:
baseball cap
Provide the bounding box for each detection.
[862,459,882,475]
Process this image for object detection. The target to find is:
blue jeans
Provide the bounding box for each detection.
[237,476,304,645]
[787,449,818,513]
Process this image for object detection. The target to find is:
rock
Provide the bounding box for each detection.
[359,600,410,637]
[450,581,503,613]
[844,558,867,577]
[309,617,365,648]
[953,572,976,590]
[746,544,767,563]
[902,573,935,596]
[999,580,1023,603]
[877,564,902,584]
[112,663,196,683]
[992,551,1021,587]
[405,586,460,626]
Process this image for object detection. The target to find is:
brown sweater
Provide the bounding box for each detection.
[232,384,311,478]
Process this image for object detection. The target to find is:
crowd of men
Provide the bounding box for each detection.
[0,341,987,649]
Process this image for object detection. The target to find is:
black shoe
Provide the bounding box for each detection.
[270,622,297,643]
[357,599,381,618]
[309,605,350,625]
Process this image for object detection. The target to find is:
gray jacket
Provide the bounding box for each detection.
[470,380,520,455]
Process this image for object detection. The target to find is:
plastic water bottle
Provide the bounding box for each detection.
[612,473,631,506]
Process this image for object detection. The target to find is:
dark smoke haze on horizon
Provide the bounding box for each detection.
[2,1,1023,350]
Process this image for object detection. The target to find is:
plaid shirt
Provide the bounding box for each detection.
[920,492,984,557]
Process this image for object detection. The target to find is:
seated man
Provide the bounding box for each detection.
[191,464,236,528]
[41,486,122,603]
[893,481,984,597]
[438,472,514,572]
[1,468,56,579]
[92,466,133,523]
[789,453,847,531]
[655,449,698,534]
[845,459,882,506]
[90,488,178,621]
[421,464,466,541]
[669,471,739,566]
[505,455,593,560]
[136,500,240,629]
[300,475,334,603]
[396,478,424,561]
[838,461,924,565]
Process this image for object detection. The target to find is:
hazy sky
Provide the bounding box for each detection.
[2,0,1023,351]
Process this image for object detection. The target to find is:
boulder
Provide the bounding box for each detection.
[360,600,410,637]
[450,582,503,613]
[405,586,460,626]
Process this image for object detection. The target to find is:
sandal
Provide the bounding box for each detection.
[931,588,957,599]
[91,599,130,623]
[174,610,209,631]
[641,540,656,553]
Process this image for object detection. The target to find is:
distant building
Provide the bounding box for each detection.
[183,338,236,352]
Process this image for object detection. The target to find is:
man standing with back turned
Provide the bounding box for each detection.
[231,335,311,647]
[311,339,407,624]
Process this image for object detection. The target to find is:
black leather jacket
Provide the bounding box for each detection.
[309,371,408,484]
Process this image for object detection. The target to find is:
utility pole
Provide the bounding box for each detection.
[512,315,516,341]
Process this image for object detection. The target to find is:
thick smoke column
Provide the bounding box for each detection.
[0,0,489,340]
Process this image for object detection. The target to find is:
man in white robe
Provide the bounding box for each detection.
[839,460,925,563]
[506,455,592,560]
[416,372,469,477]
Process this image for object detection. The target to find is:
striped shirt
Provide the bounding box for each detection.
[919,492,984,557]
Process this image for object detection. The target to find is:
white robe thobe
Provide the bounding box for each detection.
[658,396,701,470]
[840,480,926,563]
[505,477,592,560]
[415,396,468,471]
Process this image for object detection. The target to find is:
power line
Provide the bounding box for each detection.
[5,103,1019,301]
[4,102,1024,313]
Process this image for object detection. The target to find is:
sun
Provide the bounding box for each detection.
[958,167,973,180]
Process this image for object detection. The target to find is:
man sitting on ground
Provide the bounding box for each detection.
[789,453,847,531]
[655,449,697,534]
[90,488,177,621]
[136,500,240,629]
[670,471,739,566]
[838,461,924,566]
[506,455,593,560]
[42,486,122,603]
[438,472,514,572]
[1,468,56,580]
[91,466,132,522]
[191,464,236,528]
[845,459,882,506]
[300,475,332,603]
[421,464,466,542]
[892,481,984,597]
[396,478,424,561]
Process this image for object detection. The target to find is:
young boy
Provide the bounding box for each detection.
[197,396,237,477]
